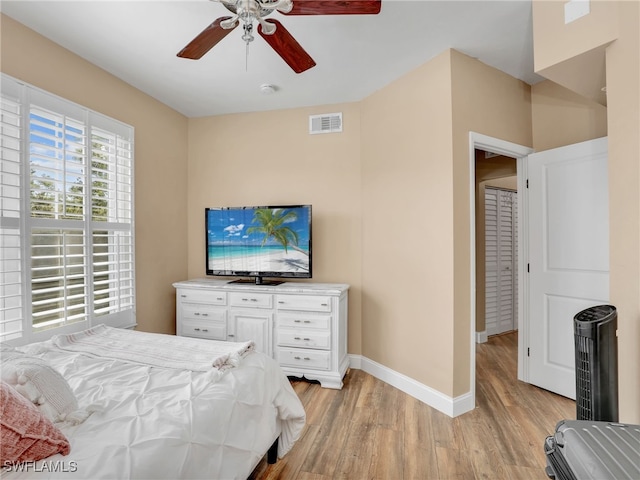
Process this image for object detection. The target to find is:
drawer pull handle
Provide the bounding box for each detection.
[295,337,311,341]
[278,301,285,304]
[181,295,187,298]
[194,328,200,331]
[321,303,328,306]
[228,334,234,338]
[293,356,311,361]
[202,313,209,317]
[294,320,301,323]
[217,297,224,301]
[251,298,258,302]
[304,320,311,324]
[202,329,208,332]
[194,313,200,316]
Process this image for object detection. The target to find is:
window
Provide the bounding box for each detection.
[1,75,135,343]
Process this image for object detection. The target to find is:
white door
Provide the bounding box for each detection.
[230,310,272,355]
[527,137,609,399]
[485,188,518,336]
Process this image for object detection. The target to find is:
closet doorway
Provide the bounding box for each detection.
[475,149,518,343]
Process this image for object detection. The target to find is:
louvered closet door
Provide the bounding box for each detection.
[485,188,518,336]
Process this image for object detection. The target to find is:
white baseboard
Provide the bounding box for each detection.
[348,354,474,418]
[476,330,488,343]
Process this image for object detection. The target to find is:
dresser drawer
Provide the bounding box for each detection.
[278,312,330,330]
[277,347,331,371]
[277,329,330,350]
[229,292,272,308]
[177,289,227,305]
[181,303,226,322]
[276,294,332,313]
[180,320,226,340]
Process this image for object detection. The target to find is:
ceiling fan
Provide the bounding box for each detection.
[177,0,382,73]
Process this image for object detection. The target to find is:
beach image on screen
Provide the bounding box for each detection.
[207,206,310,274]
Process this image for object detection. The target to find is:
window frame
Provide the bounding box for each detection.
[1,74,136,345]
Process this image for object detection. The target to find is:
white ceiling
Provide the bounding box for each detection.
[1,0,542,118]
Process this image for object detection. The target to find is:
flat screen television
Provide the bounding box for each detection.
[205,205,312,285]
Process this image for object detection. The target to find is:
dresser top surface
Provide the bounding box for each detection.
[173,278,349,295]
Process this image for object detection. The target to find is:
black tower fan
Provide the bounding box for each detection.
[574,304,618,422]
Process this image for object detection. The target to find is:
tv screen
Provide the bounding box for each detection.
[205,205,312,284]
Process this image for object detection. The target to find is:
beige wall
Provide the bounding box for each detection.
[532,0,640,423]
[360,50,532,397]
[605,1,640,424]
[360,51,456,395]
[533,0,618,104]
[187,105,364,353]
[0,14,189,335]
[450,50,532,396]
[532,80,608,151]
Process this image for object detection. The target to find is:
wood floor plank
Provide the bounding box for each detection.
[299,371,365,477]
[403,395,439,480]
[456,411,510,479]
[251,332,576,479]
[376,381,404,431]
[249,424,321,480]
[434,445,476,480]
[367,427,403,479]
[332,415,376,479]
[295,473,331,480]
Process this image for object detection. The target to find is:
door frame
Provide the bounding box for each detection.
[468,132,533,408]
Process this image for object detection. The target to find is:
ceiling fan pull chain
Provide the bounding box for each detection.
[241,22,254,71]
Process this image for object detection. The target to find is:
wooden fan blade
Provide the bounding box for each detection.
[258,20,316,74]
[283,0,381,15]
[177,17,237,59]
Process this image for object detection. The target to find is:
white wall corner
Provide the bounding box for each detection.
[348,354,475,418]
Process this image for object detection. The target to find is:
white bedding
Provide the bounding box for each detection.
[2,331,306,480]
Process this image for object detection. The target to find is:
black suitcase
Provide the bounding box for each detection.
[544,420,640,480]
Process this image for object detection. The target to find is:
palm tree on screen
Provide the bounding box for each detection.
[246,208,307,255]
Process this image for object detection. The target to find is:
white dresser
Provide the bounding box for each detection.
[173,278,349,389]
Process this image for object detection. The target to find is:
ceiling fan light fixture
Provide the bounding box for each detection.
[220,15,239,29]
[257,17,276,35]
[275,0,293,14]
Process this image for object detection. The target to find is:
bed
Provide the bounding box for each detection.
[0,324,306,480]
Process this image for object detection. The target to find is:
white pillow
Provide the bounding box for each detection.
[1,350,89,425]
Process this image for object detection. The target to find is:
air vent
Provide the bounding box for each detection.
[309,112,342,135]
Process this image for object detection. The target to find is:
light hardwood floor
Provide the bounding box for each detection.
[250,332,575,479]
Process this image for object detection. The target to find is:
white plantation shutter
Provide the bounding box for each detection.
[485,187,517,336]
[497,190,515,333]
[90,123,134,318]
[0,74,135,343]
[0,84,24,341]
[31,228,88,329]
[484,188,499,335]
